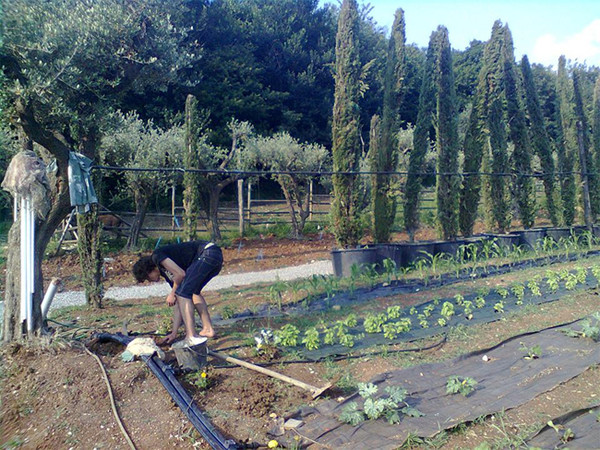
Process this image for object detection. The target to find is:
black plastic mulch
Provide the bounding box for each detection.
[214,249,600,326]
[526,405,600,449]
[292,320,600,449]
[297,272,599,360]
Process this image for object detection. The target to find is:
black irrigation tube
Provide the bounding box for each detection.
[211,334,448,370]
[92,333,238,450]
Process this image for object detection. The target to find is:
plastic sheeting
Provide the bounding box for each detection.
[526,405,600,449]
[296,271,599,360]
[294,320,600,449]
[68,151,98,213]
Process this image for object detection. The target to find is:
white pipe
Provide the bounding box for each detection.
[27,198,34,333]
[41,278,61,319]
[20,196,26,323]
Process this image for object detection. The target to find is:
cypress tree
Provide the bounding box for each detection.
[573,70,599,218]
[372,9,405,243]
[332,0,362,247]
[404,28,437,240]
[593,76,600,203]
[556,55,576,226]
[520,55,559,226]
[483,21,511,233]
[183,94,202,241]
[458,101,485,236]
[503,28,535,229]
[434,27,460,240]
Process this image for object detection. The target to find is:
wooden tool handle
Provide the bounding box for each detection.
[208,349,319,394]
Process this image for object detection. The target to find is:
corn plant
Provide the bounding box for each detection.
[269,279,287,311]
[382,258,397,284]
[511,283,525,305]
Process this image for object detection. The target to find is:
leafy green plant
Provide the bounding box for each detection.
[437,317,447,327]
[475,296,486,309]
[575,267,588,284]
[408,306,417,316]
[417,314,429,328]
[453,293,464,306]
[302,327,320,351]
[511,283,525,305]
[546,271,560,292]
[185,370,211,390]
[446,376,477,397]
[520,343,542,360]
[339,382,423,426]
[562,312,600,341]
[462,300,474,320]
[387,305,403,320]
[432,297,440,306]
[564,273,578,290]
[527,278,542,297]
[591,265,600,282]
[496,287,509,299]
[441,301,455,320]
[494,301,505,313]
[274,324,300,347]
[364,313,388,333]
[382,318,412,340]
[423,304,435,317]
[221,305,237,320]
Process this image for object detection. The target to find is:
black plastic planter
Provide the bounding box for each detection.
[433,239,466,259]
[483,233,520,251]
[375,244,404,268]
[402,241,436,267]
[513,228,547,250]
[331,247,379,278]
[545,227,575,243]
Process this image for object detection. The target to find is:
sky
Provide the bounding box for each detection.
[323,0,600,67]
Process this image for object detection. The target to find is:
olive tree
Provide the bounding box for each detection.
[0,0,193,340]
[248,132,330,238]
[100,112,184,249]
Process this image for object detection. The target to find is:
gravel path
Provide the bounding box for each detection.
[46,259,333,312]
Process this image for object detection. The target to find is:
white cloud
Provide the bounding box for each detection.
[531,19,600,67]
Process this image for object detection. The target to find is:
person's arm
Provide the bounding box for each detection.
[159,257,186,306]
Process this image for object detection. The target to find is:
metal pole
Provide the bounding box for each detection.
[577,121,593,231]
[238,179,244,236]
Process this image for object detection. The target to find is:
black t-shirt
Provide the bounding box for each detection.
[151,240,208,286]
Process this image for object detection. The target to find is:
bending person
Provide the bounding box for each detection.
[133,240,223,344]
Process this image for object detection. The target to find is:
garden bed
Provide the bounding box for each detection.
[2,252,600,449]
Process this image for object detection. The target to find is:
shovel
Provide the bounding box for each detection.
[208,349,333,399]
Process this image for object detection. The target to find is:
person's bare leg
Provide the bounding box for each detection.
[161,305,182,344]
[193,293,215,338]
[177,295,199,339]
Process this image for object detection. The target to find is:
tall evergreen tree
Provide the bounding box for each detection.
[183,94,203,241]
[503,28,535,229]
[434,27,460,240]
[331,0,362,247]
[521,56,559,226]
[556,55,577,226]
[573,70,599,218]
[593,76,600,203]
[458,102,485,236]
[482,21,511,233]
[371,8,405,243]
[404,28,437,240]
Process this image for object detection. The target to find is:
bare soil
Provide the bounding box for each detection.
[2,237,600,449]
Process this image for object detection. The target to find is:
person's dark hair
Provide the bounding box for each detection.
[132,255,157,283]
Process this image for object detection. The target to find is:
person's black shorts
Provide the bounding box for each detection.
[175,245,223,299]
